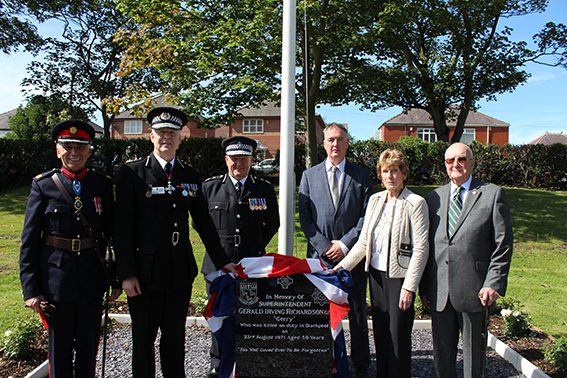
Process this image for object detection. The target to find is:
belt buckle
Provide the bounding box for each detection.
[71,239,81,252]
[172,231,180,246]
[234,234,241,247]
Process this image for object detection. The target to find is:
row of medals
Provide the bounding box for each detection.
[248,198,267,211]
[145,181,198,198]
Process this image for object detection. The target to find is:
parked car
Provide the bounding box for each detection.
[252,158,279,173]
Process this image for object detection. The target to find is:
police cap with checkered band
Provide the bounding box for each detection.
[147,107,188,130]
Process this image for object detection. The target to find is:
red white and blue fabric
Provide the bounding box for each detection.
[204,253,352,378]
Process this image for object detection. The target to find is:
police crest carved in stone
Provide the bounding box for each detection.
[238,282,259,305]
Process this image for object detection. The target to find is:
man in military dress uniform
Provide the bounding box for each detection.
[20,120,120,377]
[113,107,236,378]
[198,136,280,378]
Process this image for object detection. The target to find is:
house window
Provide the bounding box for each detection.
[0,130,10,137]
[417,128,437,142]
[460,129,475,144]
[243,119,264,134]
[125,120,143,134]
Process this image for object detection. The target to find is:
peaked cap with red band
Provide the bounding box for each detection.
[51,120,95,144]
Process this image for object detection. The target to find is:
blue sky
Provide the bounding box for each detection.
[1,1,566,145]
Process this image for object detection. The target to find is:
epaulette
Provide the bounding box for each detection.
[254,176,274,186]
[33,169,58,181]
[179,158,193,168]
[178,159,194,169]
[204,174,224,183]
[125,156,145,165]
[90,169,113,181]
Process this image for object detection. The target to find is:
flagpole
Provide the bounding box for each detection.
[279,0,296,256]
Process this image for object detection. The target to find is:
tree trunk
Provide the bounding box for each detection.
[305,100,319,169]
[428,104,450,142]
[100,104,113,138]
[452,104,470,143]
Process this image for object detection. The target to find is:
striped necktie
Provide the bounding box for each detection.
[448,186,464,237]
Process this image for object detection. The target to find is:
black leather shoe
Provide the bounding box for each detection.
[207,367,219,378]
[355,366,372,378]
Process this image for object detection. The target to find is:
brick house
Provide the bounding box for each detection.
[215,102,325,159]
[110,95,326,159]
[1,108,103,138]
[0,109,17,137]
[376,107,510,145]
[110,95,211,140]
[527,132,567,145]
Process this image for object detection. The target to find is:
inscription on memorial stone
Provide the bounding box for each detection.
[235,274,332,377]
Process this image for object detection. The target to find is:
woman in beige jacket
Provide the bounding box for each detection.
[333,149,429,378]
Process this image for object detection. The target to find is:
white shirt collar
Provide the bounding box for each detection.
[228,174,248,187]
[450,175,472,196]
[154,154,176,171]
[325,158,346,173]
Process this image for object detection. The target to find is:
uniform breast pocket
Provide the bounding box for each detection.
[209,202,229,230]
[44,202,74,232]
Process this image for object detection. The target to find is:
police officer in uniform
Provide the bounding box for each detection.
[20,120,120,377]
[113,107,236,378]
[198,136,280,378]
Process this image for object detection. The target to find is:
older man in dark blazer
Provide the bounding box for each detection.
[114,107,235,378]
[298,123,373,378]
[420,142,513,378]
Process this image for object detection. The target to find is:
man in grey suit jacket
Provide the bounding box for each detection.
[420,142,513,378]
[299,123,373,378]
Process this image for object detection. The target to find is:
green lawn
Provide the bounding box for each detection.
[1,185,566,337]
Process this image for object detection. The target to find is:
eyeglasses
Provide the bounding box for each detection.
[445,157,469,165]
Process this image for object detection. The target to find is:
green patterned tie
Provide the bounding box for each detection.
[448,186,464,236]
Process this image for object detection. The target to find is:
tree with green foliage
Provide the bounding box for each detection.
[2,0,163,137]
[18,0,164,138]
[532,21,567,69]
[325,0,546,143]
[0,0,42,54]
[114,0,377,168]
[7,94,90,140]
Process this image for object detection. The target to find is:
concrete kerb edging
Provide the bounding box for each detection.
[25,315,550,378]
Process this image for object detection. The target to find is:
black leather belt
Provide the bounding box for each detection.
[43,234,98,252]
[221,235,241,247]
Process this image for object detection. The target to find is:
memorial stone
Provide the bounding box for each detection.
[235,274,332,377]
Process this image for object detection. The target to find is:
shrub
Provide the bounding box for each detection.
[500,308,531,337]
[193,292,209,315]
[3,136,567,191]
[414,294,431,316]
[495,296,523,312]
[544,336,567,371]
[2,317,41,358]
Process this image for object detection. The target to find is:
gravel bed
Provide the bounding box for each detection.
[95,323,525,378]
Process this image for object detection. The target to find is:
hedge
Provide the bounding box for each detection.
[1,136,566,191]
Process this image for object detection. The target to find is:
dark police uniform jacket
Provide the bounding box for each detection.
[198,174,279,273]
[113,153,230,290]
[20,168,113,302]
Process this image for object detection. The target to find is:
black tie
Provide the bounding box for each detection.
[236,181,242,196]
[165,162,172,177]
